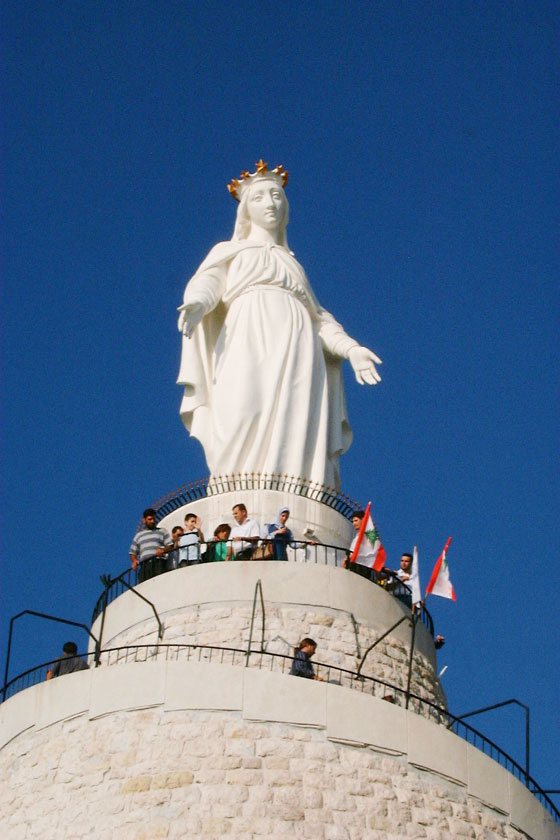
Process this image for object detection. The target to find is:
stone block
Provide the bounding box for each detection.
[508,773,559,840]
[466,744,509,813]
[243,668,327,728]
[326,685,407,755]
[89,661,166,718]
[407,712,467,785]
[225,768,264,785]
[201,816,232,834]
[263,755,290,770]
[0,682,38,749]
[121,775,152,793]
[151,771,194,789]
[34,669,92,731]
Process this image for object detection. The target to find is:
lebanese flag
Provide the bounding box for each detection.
[425,537,455,601]
[350,501,387,572]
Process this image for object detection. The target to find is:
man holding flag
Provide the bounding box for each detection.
[384,552,413,607]
[384,551,422,609]
[342,504,386,582]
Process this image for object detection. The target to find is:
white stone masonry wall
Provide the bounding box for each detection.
[0,707,540,840]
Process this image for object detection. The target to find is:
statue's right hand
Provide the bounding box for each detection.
[178,302,205,338]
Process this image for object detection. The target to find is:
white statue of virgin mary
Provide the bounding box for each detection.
[177,160,381,490]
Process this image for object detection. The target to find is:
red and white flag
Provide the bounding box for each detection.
[425,537,455,601]
[350,501,387,572]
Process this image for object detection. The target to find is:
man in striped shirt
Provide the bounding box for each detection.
[129,508,173,580]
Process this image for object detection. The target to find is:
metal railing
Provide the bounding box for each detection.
[90,540,434,636]
[150,474,361,521]
[1,642,558,823]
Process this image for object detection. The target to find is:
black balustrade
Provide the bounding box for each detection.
[147,474,360,523]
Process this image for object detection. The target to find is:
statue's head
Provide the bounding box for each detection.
[228,160,290,246]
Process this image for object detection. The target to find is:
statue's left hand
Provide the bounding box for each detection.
[348,346,382,386]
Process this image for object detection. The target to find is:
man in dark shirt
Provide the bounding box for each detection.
[289,638,323,681]
[46,641,89,680]
[168,525,184,571]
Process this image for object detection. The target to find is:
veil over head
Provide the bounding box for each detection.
[232,178,290,248]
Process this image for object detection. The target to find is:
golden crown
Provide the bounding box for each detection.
[227,159,289,201]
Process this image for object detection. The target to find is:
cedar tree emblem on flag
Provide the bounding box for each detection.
[425,537,456,601]
[350,501,387,571]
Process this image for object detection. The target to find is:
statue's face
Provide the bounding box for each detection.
[246,180,286,231]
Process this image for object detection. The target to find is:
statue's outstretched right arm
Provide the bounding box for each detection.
[177,242,244,338]
[178,263,226,338]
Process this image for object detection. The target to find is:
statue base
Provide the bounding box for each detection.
[155,475,358,547]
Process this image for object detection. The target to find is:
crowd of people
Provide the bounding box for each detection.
[129,503,316,576]
[128,504,430,611]
[45,506,444,684]
[128,503,445,651]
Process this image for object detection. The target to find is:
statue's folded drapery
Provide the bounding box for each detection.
[177,240,359,490]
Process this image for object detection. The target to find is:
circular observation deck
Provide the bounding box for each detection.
[90,559,445,711]
[91,477,445,709]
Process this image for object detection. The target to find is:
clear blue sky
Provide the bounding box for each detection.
[1,1,558,793]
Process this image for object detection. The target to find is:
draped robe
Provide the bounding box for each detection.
[177,240,359,490]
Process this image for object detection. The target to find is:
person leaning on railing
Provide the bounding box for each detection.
[342,510,378,581]
[203,523,231,562]
[129,508,174,580]
[289,638,324,681]
[229,503,260,560]
[259,506,317,561]
[46,641,89,680]
[168,525,184,570]
[382,553,414,608]
[178,512,205,566]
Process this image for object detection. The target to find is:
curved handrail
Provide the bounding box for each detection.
[149,474,362,523]
[1,642,558,823]
[90,541,434,636]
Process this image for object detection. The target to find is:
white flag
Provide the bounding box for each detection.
[410,545,422,605]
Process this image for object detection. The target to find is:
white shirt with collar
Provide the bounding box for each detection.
[231,518,260,554]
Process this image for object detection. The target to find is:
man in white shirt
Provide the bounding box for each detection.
[388,552,414,607]
[229,503,260,560]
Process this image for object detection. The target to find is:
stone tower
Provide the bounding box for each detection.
[0,480,558,839]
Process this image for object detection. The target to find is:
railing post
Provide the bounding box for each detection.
[2,612,20,701]
[246,579,265,666]
[356,615,410,677]
[453,698,531,784]
[117,576,164,640]
[525,703,530,784]
[95,575,112,667]
[405,613,418,710]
